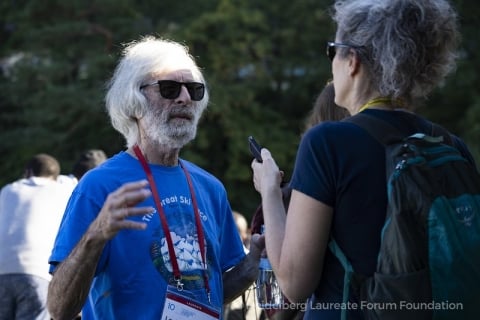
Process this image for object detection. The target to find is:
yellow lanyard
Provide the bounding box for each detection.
[358,97,396,113]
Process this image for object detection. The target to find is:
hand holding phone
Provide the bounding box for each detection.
[248,136,263,163]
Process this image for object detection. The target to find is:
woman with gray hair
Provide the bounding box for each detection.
[252,1,477,319]
[47,36,263,319]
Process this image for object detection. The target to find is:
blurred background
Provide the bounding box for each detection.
[1,0,479,219]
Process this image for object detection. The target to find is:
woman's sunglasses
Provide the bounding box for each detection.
[326,42,358,62]
[140,80,205,101]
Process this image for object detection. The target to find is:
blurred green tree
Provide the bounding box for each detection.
[173,0,334,214]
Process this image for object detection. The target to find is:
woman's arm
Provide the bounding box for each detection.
[252,149,333,303]
[276,190,332,302]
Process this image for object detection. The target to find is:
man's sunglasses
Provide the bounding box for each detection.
[326,42,358,62]
[140,80,205,101]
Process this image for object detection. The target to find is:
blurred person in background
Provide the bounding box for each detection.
[57,149,108,186]
[0,153,75,320]
[71,149,108,181]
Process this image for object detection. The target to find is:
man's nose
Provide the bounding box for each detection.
[175,85,192,104]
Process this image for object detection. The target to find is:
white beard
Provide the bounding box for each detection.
[142,104,202,148]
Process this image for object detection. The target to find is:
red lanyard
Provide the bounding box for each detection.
[133,145,210,299]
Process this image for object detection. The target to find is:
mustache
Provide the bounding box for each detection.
[167,107,195,121]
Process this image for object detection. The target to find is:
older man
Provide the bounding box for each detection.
[47,36,262,320]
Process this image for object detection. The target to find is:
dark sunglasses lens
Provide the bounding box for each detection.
[327,44,336,61]
[185,83,205,101]
[158,81,181,99]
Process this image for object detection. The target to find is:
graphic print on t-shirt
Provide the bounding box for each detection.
[149,195,212,290]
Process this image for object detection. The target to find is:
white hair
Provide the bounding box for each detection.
[105,36,209,147]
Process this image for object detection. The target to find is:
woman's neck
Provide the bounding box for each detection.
[356,97,397,113]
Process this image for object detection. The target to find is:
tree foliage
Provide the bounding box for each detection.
[1,0,478,218]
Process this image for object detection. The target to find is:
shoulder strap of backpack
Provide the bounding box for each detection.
[344,111,454,146]
[343,112,405,145]
[328,239,354,320]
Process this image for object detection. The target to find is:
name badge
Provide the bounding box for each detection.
[161,289,220,320]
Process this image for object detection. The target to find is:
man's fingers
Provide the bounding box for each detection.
[124,206,156,218]
[95,180,154,239]
[118,179,149,192]
[105,206,153,236]
[122,220,148,230]
[110,180,149,199]
[108,182,151,210]
[123,189,152,207]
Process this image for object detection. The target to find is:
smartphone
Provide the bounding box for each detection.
[248,136,263,163]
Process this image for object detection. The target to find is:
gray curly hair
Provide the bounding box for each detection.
[105,36,209,147]
[332,0,460,106]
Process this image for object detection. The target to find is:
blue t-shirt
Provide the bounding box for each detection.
[49,151,246,319]
[289,109,474,320]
